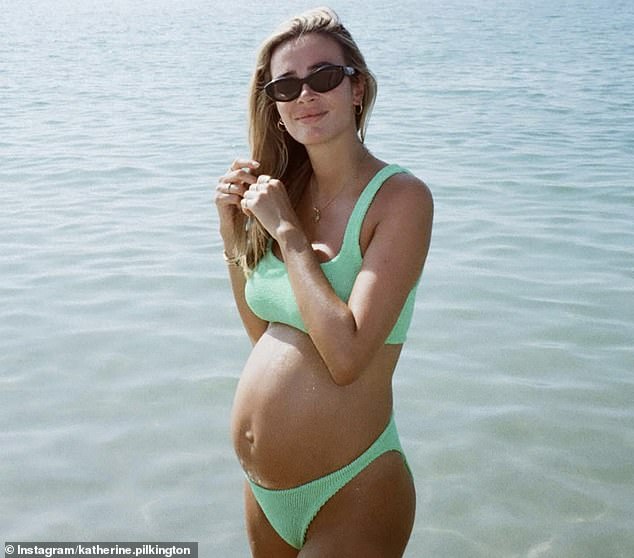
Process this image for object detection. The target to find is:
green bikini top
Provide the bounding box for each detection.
[245,164,419,344]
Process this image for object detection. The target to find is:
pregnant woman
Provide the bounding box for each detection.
[215,7,433,557]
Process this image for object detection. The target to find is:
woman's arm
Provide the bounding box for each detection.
[216,159,269,345]
[224,258,268,345]
[244,172,433,385]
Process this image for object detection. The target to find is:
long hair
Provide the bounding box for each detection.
[234,7,377,272]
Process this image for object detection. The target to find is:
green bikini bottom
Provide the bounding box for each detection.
[247,414,408,549]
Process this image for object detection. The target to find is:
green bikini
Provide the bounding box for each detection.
[244,164,419,549]
[248,414,406,549]
[246,164,418,345]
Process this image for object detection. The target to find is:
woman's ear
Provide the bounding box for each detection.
[352,75,365,107]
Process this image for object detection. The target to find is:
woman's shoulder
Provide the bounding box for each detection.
[359,161,433,268]
[374,163,433,219]
[359,163,433,256]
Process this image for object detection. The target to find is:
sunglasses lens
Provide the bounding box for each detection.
[266,79,300,102]
[308,66,344,93]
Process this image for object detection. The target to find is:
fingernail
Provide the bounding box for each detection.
[252,160,260,168]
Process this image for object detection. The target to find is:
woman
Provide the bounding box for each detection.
[215,7,433,557]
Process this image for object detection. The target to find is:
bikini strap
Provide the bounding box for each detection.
[340,164,410,257]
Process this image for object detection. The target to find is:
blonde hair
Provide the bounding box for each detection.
[233,7,377,272]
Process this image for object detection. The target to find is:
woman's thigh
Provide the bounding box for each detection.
[300,451,416,558]
[243,481,299,558]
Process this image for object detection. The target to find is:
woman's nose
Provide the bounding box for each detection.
[297,83,316,100]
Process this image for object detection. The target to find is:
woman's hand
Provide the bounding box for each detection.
[215,158,259,245]
[241,174,300,241]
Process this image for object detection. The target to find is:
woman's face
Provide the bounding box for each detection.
[269,33,364,147]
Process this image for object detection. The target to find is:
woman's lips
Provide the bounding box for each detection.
[295,111,327,123]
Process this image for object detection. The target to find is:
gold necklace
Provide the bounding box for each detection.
[309,149,368,223]
[309,177,346,223]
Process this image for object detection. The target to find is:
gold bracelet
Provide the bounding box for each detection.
[222,250,242,266]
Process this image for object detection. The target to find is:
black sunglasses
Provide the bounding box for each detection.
[264,64,357,102]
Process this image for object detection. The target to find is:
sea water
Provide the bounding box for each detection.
[1,0,633,556]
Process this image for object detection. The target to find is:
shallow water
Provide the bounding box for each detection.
[2,0,633,556]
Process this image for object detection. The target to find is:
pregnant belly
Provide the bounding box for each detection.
[230,324,393,488]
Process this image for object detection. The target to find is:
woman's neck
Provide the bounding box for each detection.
[307,134,369,195]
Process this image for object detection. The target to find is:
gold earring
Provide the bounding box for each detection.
[277,118,286,131]
[355,103,363,116]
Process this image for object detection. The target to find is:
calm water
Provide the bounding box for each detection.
[2,0,633,556]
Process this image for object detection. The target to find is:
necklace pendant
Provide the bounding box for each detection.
[313,207,321,223]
